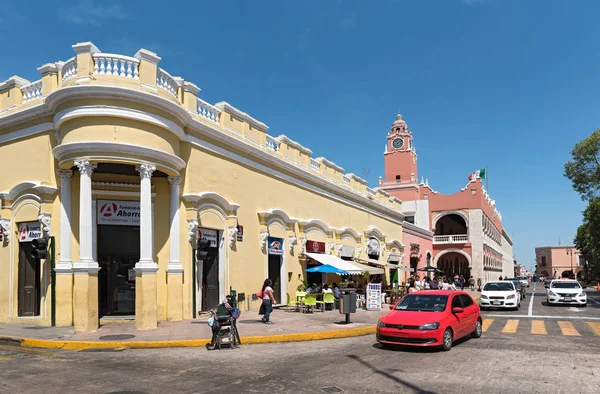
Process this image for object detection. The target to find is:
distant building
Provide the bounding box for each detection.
[379,115,515,284]
[535,246,584,279]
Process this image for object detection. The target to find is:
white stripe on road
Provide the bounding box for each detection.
[528,284,535,316]
[483,314,600,321]
[587,296,600,305]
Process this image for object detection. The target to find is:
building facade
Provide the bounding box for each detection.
[535,246,584,279]
[378,115,514,284]
[0,42,406,331]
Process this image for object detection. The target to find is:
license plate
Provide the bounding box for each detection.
[564,298,572,301]
[492,301,502,305]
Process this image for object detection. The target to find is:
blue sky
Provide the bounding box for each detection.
[1,0,598,270]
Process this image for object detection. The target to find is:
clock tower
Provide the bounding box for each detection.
[384,114,418,184]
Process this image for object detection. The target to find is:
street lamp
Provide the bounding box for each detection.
[566,248,574,279]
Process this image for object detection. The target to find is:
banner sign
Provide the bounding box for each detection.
[340,245,355,258]
[18,222,42,243]
[388,253,402,263]
[306,240,326,254]
[268,237,284,256]
[367,282,382,311]
[98,200,140,226]
[198,227,218,247]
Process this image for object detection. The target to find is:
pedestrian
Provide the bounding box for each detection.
[260,278,275,324]
[499,275,503,281]
[430,277,439,290]
[407,280,417,294]
[459,275,465,291]
[424,277,431,290]
[469,276,475,291]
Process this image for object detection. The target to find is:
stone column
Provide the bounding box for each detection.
[73,160,99,332]
[135,164,158,329]
[55,170,74,326]
[167,176,183,320]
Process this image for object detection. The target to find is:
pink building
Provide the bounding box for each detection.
[535,246,584,279]
[378,115,515,284]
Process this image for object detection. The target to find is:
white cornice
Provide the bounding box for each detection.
[182,192,240,215]
[344,173,368,185]
[402,221,434,240]
[276,134,312,155]
[315,157,344,173]
[215,101,268,132]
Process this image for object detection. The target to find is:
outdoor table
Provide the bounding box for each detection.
[298,293,323,313]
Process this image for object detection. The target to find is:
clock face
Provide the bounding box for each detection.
[392,138,404,149]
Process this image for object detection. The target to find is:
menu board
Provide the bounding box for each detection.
[367,283,382,311]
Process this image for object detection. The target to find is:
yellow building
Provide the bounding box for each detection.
[0,42,405,331]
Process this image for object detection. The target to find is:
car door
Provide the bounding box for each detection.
[459,294,478,333]
[450,294,467,338]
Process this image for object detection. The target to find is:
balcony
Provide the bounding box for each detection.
[433,234,469,244]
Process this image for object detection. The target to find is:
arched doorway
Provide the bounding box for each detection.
[437,252,470,278]
[434,214,468,237]
[561,270,574,279]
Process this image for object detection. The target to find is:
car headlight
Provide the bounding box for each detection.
[419,322,440,330]
[577,292,587,298]
[548,291,557,296]
[507,294,515,299]
[481,294,488,299]
[377,320,387,328]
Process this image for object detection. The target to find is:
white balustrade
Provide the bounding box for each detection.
[367,187,376,198]
[157,68,178,98]
[266,135,279,152]
[197,98,220,123]
[310,158,320,171]
[62,57,77,83]
[433,234,469,244]
[93,54,139,79]
[343,175,351,185]
[21,80,42,103]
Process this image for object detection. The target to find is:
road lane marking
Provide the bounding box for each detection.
[501,320,519,333]
[531,320,547,335]
[527,285,535,316]
[586,322,600,336]
[482,318,494,332]
[587,297,600,305]
[558,321,580,336]
[483,314,600,320]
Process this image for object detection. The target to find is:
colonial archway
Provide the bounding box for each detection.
[433,213,468,236]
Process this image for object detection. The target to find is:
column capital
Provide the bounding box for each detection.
[75,160,97,176]
[136,164,156,179]
[168,176,182,186]
[57,169,73,180]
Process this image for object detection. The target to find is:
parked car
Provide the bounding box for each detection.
[544,277,555,286]
[517,276,530,288]
[376,291,481,351]
[480,281,521,311]
[546,279,587,306]
[504,278,526,300]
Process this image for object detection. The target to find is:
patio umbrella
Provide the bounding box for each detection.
[417,266,444,273]
[305,264,349,275]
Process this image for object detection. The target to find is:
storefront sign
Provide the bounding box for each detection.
[18,222,41,242]
[340,245,355,258]
[306,240,325,254]
[268,237,284,255]
[97,200,140,226]
[388,253,402,263]
[367,282,382,311]
[236,225,244,242]
[198,227,218,247]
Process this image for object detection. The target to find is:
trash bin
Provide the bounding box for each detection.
[339,288,357,324]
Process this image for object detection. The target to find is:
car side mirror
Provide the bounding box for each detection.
[389,304,394,310]
[452,307,464,314]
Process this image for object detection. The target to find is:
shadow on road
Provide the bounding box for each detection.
[347,354,437,394]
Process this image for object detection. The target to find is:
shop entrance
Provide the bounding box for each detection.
[98,225,139,316]
[201,246,219,311]
[18,242,41,317]
[268,254,282,302]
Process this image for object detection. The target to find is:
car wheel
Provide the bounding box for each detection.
[441,328,453,351]
[582,303,587,308]
[472,318,482,338]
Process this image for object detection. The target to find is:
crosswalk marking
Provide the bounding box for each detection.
[501,319,519,333]
[586,322,600,336]
[482,318,494,332]
[531,320,547,335]
[558,321,580,336]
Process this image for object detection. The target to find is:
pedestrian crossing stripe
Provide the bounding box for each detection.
[480,318,600,337]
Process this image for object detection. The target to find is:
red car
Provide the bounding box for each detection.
[376,290,482,351]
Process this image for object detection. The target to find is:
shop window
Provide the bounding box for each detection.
[541,256,546,267]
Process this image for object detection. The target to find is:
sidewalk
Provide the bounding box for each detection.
[0,289,481,350]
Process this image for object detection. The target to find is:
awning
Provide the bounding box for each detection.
[345,260,384,275]
[358,258,396,270]
[304,253,364,275]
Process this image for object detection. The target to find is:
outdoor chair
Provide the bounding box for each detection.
[316,292,335,311]
[286,293,298,312]
[303,293,317,313]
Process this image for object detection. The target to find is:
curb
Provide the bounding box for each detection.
[0,326,376,351]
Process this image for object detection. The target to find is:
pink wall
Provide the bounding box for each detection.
[402,229,433,283]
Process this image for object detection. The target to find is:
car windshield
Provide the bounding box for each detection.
[551,282,581,289]
[506,278,519,282]
[483,282,514,291]
[394,295,448,312]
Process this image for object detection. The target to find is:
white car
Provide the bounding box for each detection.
[546,279,587,306]
[480,281,521,310]
[517,276,529,288]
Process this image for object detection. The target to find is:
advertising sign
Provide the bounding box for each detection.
[306,240,325,254]
[340,245,355,258]
[18,222,42,243]
[198,227,218,247]
[268,237,284,256]
[388,253,402,263]
[97,200,140,226]
[366,283,382,311]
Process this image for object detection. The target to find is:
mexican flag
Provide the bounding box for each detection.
[468,168,486,180]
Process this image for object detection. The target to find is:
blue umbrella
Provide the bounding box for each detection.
[306,264,349,275]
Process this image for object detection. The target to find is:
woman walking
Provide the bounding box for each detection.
[260,279,276,324]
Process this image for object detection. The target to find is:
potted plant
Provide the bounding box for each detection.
[296,280,308,292]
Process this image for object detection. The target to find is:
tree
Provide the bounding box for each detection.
[574,199,600,281]
[564,129,600,201]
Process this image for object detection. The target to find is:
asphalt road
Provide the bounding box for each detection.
[1,286,599,394]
